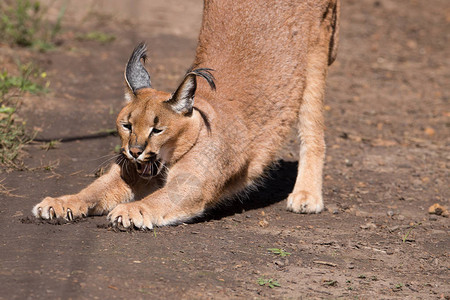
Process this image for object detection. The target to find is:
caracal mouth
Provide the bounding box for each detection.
[135,158,162,178]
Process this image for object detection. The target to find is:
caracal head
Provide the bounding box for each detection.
[116,43,215,178]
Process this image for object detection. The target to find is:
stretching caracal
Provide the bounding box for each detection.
[33,0,340,229]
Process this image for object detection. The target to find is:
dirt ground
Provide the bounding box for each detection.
[1,0,449,299]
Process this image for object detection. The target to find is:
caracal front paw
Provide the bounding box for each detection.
[32,196,88,221]
[287,190,323,214]
[107,202,164,230]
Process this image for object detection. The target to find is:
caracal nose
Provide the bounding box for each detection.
[129,146,144,158]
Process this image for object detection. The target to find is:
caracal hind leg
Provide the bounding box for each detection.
[287,49,328,214]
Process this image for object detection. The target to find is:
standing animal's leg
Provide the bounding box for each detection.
[286,47,328,213]
[287,0,339,214]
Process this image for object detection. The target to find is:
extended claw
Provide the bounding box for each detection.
[115,216,131,231]
[37,207,43,218]
[49,207,55,220]
[67,208,73,221]
[111,216,122,227]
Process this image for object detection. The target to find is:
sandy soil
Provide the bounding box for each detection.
[0,0,448,299]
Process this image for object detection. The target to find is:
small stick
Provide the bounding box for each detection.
[313,261,337,267]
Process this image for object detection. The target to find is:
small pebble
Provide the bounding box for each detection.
[387,210,394,217]
[326,205,340,214]
[388,225,399,232]
[429,216,438,221]
[360,222,377,230]
[274,260,285,267]
[428,203,449,217]
[259,219,269,227]
[412,179,422,186]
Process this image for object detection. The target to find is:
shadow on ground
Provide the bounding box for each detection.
[200,161,298,222]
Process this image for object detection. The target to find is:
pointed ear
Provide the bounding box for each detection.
[124,42,151,97]
[165,68,215,115]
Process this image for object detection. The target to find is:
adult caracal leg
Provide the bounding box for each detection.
[287,48,328,213]
[32,164,134,220]
[287,0,339,213]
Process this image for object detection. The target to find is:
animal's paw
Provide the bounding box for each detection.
[32,196,88,220]
[287,191,323,214]
[107,202,160,230]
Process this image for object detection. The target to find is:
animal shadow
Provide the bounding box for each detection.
[197,160,298,222]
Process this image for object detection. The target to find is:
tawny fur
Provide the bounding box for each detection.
[33,0,340,229]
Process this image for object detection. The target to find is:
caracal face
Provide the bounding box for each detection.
[117,89,186,178]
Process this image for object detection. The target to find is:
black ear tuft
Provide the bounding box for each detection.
[188,68,216,91]
[165,68,215,115]
[125,42,151,94]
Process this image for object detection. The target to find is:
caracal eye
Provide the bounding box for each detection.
[152,128,164,135]
[122,123,132,131]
